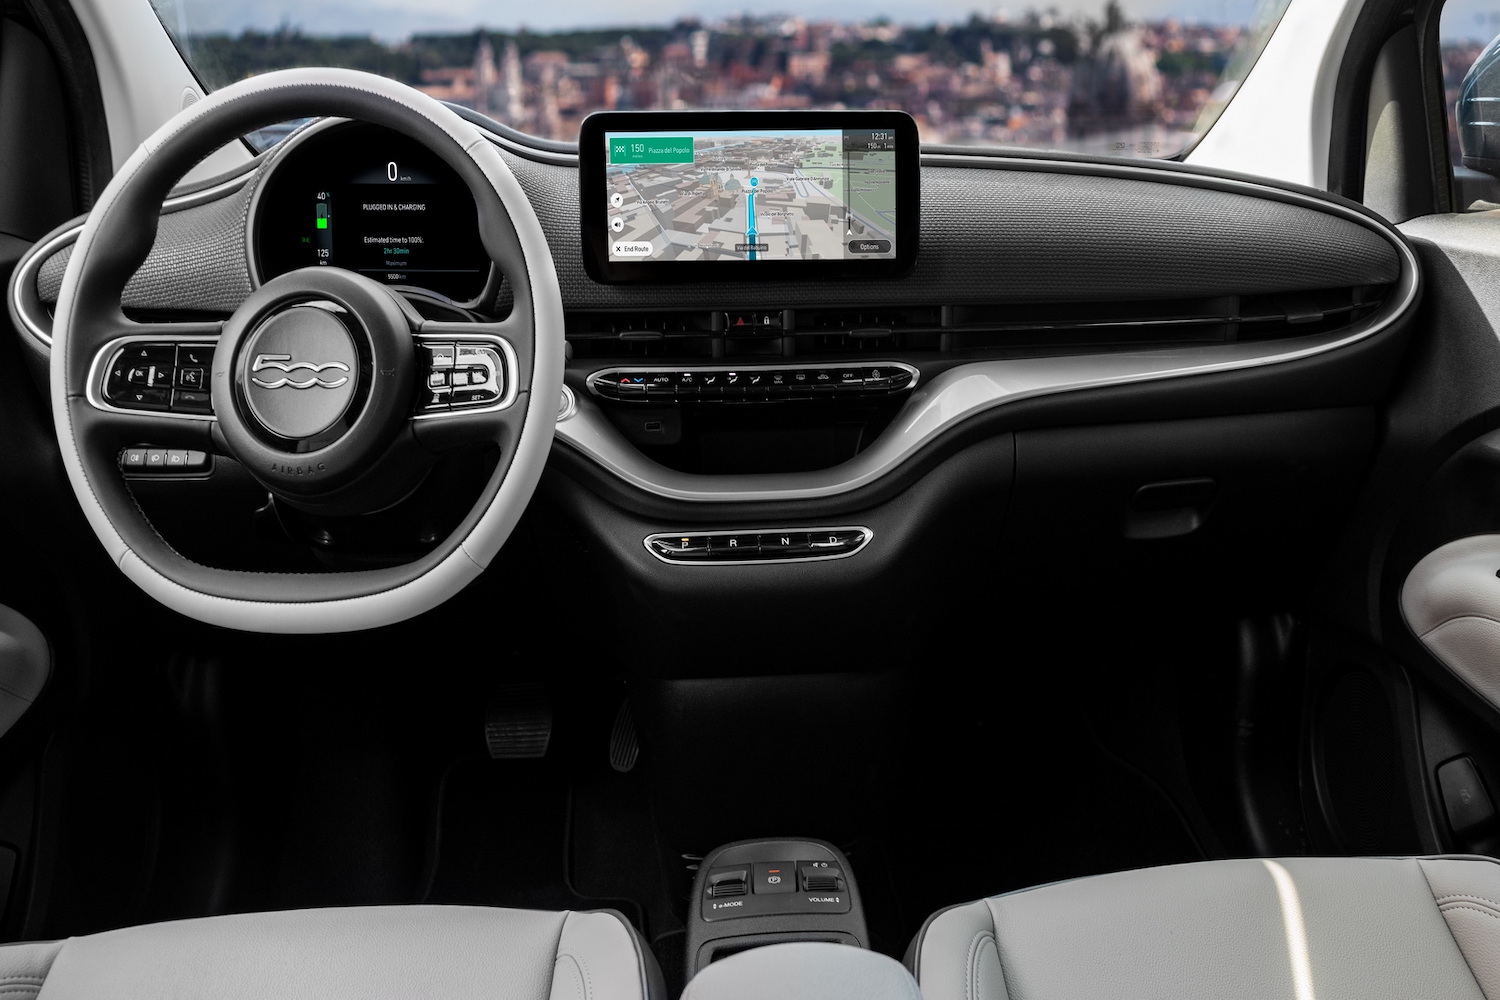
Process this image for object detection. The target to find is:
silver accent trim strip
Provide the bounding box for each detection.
[556,255,1418,503]
[85,333,222,421]
[12,175,254,351]
[643,526,872,566]
[583,360,919,400]
[410,332,521,418]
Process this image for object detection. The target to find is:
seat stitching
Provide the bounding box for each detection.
[1443,904,1500,922]
[964,929,989,1000]
[983,898,1016,1000]
[554,953,587,1000]
[1440,899,1500,917]
[1418,860,1494,1000]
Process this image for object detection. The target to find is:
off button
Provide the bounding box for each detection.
[753,861,796,894]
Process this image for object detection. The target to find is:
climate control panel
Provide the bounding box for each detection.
[588,362,916,403]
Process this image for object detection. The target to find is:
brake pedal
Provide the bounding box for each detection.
[484,683,552,759]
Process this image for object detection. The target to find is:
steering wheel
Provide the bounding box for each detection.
[50,69,563,633]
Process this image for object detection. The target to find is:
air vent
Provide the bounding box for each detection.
[562,284,1391,365]
[566,310,719,360]
[803,875,841,892]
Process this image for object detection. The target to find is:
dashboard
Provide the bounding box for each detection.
[6,108,1421,660]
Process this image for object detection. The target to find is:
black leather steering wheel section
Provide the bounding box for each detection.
[51,69,562,632]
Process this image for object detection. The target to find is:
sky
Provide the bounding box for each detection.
[155,0,1272,40]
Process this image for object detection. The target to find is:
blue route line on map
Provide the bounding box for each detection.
[746,176,759,261]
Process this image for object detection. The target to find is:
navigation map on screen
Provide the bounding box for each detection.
[603,128,898,263]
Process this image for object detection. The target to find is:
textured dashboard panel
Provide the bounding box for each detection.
[32,146,1400,314]
[37,183,254,312]
[508,153,1400,309]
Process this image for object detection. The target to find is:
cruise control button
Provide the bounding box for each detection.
[423,343,456,368]
[420,387,451,411]
[427,371,450,389]
[451,387,500,406]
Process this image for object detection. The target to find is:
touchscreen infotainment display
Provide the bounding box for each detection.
[579,111,919,283]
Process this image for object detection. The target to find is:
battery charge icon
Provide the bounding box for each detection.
[316,203,330,230]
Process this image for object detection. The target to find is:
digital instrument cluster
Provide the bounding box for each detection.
[254,122,491,303]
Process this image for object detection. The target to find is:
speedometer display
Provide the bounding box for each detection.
[254,122,491,303]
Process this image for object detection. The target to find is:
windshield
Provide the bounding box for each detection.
[148,0,1290,158]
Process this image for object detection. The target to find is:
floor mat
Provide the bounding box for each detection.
[422,758,643,929]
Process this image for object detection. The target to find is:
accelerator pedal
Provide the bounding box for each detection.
[485,682,552,759]
[610,699,640,772]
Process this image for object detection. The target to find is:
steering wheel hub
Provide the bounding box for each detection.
[241,305,362,443]
[211,267,419,506]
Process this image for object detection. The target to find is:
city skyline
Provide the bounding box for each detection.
[157,0,1273,40]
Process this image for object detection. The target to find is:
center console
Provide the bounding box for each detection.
[685,838,867,979]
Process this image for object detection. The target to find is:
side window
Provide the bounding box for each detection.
[1444,5,1500,208]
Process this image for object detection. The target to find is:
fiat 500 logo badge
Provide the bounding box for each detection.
[249,353,350,390]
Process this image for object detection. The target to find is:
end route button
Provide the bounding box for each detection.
[613,241,653,257]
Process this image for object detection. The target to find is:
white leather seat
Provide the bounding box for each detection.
[910,856,1500,1000]
[0,904,660,1000]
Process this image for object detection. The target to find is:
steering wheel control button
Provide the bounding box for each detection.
[422,343,456,368]
[753,862,797,894]
[646,527,871,564]
[414,339,508,413]
[174,367,206,390]
[118,448,210,477]
[121,344,176,366]
[172,390,213,414]
[241,306,360,442]
[176,344,214,368]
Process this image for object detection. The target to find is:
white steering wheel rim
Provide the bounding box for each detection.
[50,68,563,634]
